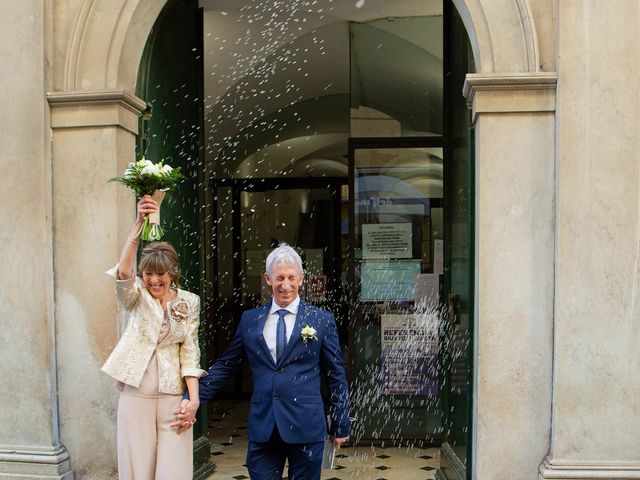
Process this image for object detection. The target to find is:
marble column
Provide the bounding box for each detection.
[47,90,145,478]
[464,73,557,480]
[0,2,72,478]
[540,1,640,478]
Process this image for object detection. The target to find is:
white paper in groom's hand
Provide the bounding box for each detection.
[321,437,335,470]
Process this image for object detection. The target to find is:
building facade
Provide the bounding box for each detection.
[1,0,638,479]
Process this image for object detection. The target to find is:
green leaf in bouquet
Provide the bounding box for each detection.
[109,159,186,198]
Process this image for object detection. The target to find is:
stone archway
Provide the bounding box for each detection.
[58,0,542,93]
[452,0,540,73]
[42,1,556,478]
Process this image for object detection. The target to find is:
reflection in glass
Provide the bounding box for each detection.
[350,143,444,443]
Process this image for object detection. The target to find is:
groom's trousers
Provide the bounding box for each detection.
[246,425,324,480]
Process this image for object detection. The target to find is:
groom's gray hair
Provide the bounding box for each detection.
[265,243,304,276]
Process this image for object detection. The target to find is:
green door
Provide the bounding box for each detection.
[437,2,475,479]
[136,0,214,478]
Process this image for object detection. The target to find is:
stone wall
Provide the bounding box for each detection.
[5,1,640,479]
[540,1,640,477]
[0,1,71,477]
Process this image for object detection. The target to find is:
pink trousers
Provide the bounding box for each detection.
[117,353,193,479]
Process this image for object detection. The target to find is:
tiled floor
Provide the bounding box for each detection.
[204,400,440,480]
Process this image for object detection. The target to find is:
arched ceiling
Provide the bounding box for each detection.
[200,0,444,178]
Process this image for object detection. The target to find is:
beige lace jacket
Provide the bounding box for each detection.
[101,268,207,394]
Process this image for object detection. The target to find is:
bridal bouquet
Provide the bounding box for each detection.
[109,157,185,240]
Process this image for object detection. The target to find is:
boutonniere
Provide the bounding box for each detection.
[170,299,190,323]
[300,323,318,342]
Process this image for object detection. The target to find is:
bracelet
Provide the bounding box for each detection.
[127,237,140,244]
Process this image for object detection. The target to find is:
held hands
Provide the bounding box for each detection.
[170,399,199,434]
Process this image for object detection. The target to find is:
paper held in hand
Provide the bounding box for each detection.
[322,437,335,470]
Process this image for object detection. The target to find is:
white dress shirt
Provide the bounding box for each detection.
[263,296,300,362]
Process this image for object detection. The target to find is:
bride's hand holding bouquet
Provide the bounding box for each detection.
[110,157,185,241]
[135,195,159,234]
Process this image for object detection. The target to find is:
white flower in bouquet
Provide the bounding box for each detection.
[109,156,185,241]
[141,163,161,176]
[137,158,153,168]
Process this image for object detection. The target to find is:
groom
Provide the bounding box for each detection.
[183,243,350,479]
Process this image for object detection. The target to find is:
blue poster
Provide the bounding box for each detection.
[360,260,421,302]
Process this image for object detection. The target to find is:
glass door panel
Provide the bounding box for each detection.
[238,187,342,313]
[349,140,444,444]
[350,17,443,138]
[211,179,348,397]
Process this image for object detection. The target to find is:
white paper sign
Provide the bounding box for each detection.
[362,223,412,259]
[414,273,440,305]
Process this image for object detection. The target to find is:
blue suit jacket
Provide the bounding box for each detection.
[199,299,350,444]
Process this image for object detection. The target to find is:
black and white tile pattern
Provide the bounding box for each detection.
[205,400,440,480]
